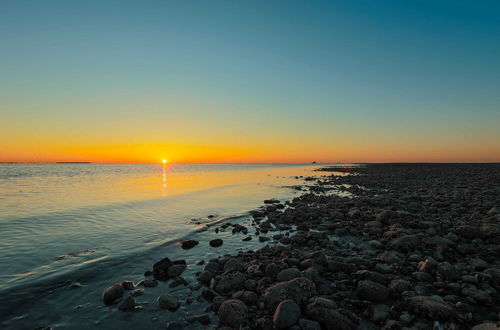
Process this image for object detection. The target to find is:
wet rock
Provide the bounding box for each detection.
[118,295,136,311]
[158,293,180,311]
[273,299,301,328]
[242,236,252,241]
[388,235,420,252]
[405,296,459,321]
[153,257,173,280]
[167,264,186,278]
[217,299,248,328]
[355,280,390,303]
[197,270,213,284]
[102,283,124,305]
[181,240,199,249]
[130,288,144,297]
[471,323,499,330]
[169,277,187,288]
[262,277,316,310]
[142,279,158,288]
[209,238,223,247]
[121,280,134,290]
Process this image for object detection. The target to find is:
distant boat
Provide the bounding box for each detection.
[312,161,317,164]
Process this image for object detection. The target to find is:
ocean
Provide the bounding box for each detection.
[0,163,335,329]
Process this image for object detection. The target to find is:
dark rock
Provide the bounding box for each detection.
[210,239,223,247]
[273,299,301,328]
[118,295,136,311]
[276,268,301,282]
[158,293,180,311]
[217,299,248,328]
[153,257,173,280]
[167,264,186,278]
[102,283,124,306]
[121,280,134,290]
[405,296,459,321]
[197,270,213,284]
[215,272,245,294]
[355,280,390,303]
[262,277,316,310]
[182,240,199,250]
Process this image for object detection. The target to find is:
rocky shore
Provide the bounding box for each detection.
[100,164,500,330]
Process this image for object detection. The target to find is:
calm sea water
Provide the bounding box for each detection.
[0,163,338,329]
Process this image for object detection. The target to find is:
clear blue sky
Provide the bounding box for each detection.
[1,0,499,162]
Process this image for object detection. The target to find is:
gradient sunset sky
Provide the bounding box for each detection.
[1,1,499,163]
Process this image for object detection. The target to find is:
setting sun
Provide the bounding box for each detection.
[162,159,168,164]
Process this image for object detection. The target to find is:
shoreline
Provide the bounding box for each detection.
[40,164,500,329]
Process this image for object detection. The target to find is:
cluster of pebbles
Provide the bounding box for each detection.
[101,164,500,329]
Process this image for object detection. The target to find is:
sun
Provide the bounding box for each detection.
[162,159,168,164]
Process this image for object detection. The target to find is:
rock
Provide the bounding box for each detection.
[372,304,390,323]
[265,263,280,279]
[130,288,144,297]
[121,280,134,290]
[273,300,301,328]
[262,277,316,310]
[153,257,173,280]
[471,323,499,330]
[217,299,248,328]
[142,279,158,287]
[186,313,211,325]
[169,277,187,288]
[158,294,180,311]
[355,280,390,303]
[182,240,199,249]
[232,290,259,306]
[388,235,420,252]
[215,272,245,294]
[210,239,223,247]
[264,198,280,204]
[276,268,301,282]
[242,236,252,241]
[167,264,186,278]
[223,258,245,272]
[118,295,136,311]
[298,318,322,330]
[102,283,124,305]
[197,270,213,284]
[405,296,459,321]
[418,258,438,273]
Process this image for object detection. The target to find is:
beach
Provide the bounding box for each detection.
[2,163,499,329]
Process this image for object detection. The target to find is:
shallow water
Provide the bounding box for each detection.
[0,163,347,329]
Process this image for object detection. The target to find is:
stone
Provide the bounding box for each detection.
[262,277,316,311]
[186,313,211,325]
[405,296,459,321]
[276,268,301,282]
[197,270,213,284]
[181,240,199,249]
[217,299,248,328]
[153,257,173,280]
[273,300,301,328]
[298,318,322,330]
[215,272,245,294]
[223,258,245,272]
[372,304,390,323]
[118,295,136,311]
[158,293,180,311]
[210,239,223,247]
[142,279,158,287]
[355,280,390,303]
[102,283,124,305]
[167,264,186,278]
[471,323,499,330]
[121,280,134,290]
[130,288,144,297]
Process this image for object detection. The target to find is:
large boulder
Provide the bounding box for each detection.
[153,257,173,280]
[158,293,180,311]
[215,272,245,294]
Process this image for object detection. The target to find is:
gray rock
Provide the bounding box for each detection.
[273,300,301,328]
[181,240,199,250]
[298,318,321,330]
[209,239,223,247]
[405,296,459,321]
[102,283,124,306]
[223,258,245,272]
[372,304,389,323]
[130,288,144,297]
[197,270,213,284]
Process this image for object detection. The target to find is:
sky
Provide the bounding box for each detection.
[1,0,499,163]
